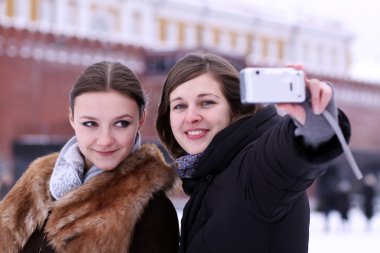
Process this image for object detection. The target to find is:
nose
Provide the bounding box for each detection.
[97,129,114,146]
[184,106,202,123]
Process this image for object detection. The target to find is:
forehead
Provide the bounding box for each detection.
[73,91,139,116]
[170,73,223,99]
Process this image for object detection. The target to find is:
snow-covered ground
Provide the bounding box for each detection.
[309,208,379,253]
[173,197,378,253]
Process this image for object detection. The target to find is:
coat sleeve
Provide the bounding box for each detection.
[238,111,351,222]
[129,191,179,253]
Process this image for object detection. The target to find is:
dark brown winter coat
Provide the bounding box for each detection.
[0,144,179,253]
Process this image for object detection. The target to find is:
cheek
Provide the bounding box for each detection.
[217,109,232,129]
[75,138,88,156]
[121,128,139,146]
[169,114,179,130]
[169,116,182,141]
[74,128,92,143]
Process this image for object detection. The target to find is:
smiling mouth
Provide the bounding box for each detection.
[95,150,115,156]
[187,130,204,136]
[185,129,208,139]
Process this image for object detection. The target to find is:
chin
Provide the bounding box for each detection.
[187,148,206,155]
[96,164,117,171]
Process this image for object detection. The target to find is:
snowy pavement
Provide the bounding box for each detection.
[309,208,379,253]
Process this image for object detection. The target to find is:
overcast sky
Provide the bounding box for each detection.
[236,0,380,83]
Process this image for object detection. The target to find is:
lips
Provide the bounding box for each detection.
[95,150,115,156]
[185,129,208,140]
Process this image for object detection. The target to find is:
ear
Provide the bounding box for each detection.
[69,107,75,129]
[139,110,146,129]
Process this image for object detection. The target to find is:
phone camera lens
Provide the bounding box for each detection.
[255,70,260,75]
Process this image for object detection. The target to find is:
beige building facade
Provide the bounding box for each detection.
[0,0,352,77]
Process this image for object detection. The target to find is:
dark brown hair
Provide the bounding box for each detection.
[70,61,146,118]
[156,52,261,158]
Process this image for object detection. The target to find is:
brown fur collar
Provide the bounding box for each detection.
[0,144,176,253]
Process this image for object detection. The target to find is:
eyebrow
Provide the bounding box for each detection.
[169,93,220,104]
[79,114,134,120]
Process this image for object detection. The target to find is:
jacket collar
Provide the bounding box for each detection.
[194,105,279,179]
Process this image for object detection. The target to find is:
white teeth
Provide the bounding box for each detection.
[187,130,203,136]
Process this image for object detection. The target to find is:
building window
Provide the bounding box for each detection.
[178,21,186,47]
[331,46,337,67]
[132,10,142,36]
[345,48,351,70]
[89,6,114,34]
[144,54,177,75]
[184,24,196,48]
[196,24,203,47]
[246,33,253,55]
[167,21,177,46]
[38,0,55,24]
[30,0,38,21]
[277,39,285,61]
[212,28,221,47]
[230,31,237,49]
[7,0,27,20]
[67,0,79,28]
[317,45,323,65]
[91,15,110,33]
[302,41,309,63]
[261,36,269,59]
[107,7,120,32]
[0,1,4,17]
[6,0,14,17]
[158,18,168,42]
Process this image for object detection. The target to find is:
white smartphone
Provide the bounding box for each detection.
[240,67,306,103]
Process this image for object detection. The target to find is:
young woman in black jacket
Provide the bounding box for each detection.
[156,52,351,253]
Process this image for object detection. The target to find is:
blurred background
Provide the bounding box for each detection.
[0,0,379,251]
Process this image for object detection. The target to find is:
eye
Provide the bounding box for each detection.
[82,121,98,127]
[114,120,130,128]
[172,103,187,111]
[200,100,216,107]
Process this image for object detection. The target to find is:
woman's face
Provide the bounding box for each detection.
[169,73,232,155]
[70,90,145,170]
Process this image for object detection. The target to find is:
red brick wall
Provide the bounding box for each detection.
[0,51,79,160]
[0,25,148,168]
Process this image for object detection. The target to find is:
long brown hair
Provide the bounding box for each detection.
[70,61,146,118]
[156,52,261,158]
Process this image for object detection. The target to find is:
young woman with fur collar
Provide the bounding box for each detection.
[0,61,179,253]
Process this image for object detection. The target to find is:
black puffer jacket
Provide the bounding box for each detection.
[180,105,350,253]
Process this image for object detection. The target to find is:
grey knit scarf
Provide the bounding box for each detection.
[50,134,141,200]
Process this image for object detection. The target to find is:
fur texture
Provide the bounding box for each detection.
[0,144,176,253]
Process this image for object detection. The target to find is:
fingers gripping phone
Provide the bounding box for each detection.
[240,67,306,104]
